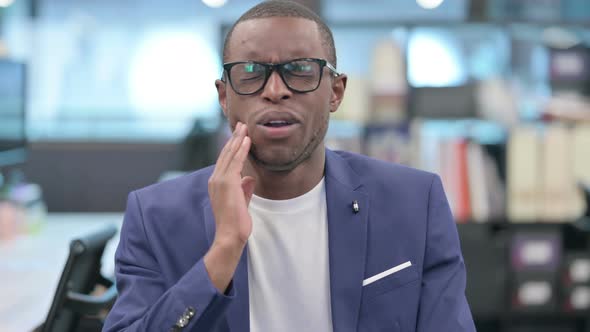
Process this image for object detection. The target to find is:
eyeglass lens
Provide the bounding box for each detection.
[229,59,322,94]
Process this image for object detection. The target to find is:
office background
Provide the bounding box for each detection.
[1,0,590,331]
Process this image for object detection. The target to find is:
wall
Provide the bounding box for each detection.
[22,142,183,212]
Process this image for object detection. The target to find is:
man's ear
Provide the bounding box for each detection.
[330,74,347,113]
[215,79,228,118]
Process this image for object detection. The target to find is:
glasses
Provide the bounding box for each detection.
[222,58,340,95]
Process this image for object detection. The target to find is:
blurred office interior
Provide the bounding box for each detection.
[1,0,590,331]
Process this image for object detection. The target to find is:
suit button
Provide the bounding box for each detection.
[186,307,196,318]
[177,317,188,327]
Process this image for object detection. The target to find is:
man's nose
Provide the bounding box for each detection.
[260,71,292,102]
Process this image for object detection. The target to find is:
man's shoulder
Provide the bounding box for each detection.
[331,150,436,186]
[132,165,215,206]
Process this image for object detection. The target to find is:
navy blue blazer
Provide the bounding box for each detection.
[103,149,475,332]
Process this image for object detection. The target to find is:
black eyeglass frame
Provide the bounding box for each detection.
[221,57,341,95]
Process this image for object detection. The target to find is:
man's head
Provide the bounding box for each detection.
[216,0,347,173]
[223,1,337,68]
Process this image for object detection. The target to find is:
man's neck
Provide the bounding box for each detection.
[243,148,325,200]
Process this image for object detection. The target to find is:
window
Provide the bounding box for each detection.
[1,0,259,141]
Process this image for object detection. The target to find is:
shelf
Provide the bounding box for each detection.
[327,19,590,29]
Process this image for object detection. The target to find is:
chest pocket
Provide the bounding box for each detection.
[359,264,421,332]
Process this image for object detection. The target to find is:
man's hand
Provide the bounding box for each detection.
[204,122,256,293]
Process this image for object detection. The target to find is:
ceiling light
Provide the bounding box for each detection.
[0,0,15,8]
[416,0,444,10]
[202,0,227,8]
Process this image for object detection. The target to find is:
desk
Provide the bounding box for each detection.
[0,213,123,332]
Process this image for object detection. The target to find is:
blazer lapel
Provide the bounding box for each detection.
[325,150,369,332]
[203,201,250,332]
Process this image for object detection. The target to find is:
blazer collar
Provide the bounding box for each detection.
[324,149,370,332]
[324,148,363,191]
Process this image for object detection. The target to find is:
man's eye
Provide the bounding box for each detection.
[240,75,264,82]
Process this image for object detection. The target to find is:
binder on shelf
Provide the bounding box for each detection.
[541,125,578,222]
[572,124,590,217]
[369,38,407,125]
[454,140,472,222]
[440,139,460,221]
[334,75,369,124]
[411,120,507,223]
[438,139,474,223]
[482,148,506,222]
[467,142,490,222]
[508,127,542,222]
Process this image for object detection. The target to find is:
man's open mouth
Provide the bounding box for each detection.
[263,120,293,128]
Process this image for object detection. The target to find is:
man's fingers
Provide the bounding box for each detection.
[214,122,244,175]
[222,123,248,173]
[241,176,256,205]
[213,122,238,173]
[229,134,251,174]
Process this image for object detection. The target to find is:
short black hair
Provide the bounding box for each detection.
[222,0,337,67]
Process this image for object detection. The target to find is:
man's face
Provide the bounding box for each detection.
[216,17,346,172]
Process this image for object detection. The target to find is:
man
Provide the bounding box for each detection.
[103,1,476,331]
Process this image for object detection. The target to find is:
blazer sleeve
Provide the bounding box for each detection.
[103,191,234,332]
[416,175,476,332]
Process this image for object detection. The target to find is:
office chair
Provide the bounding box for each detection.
[574,183,590,232]
[582,182,590,218]
[39,224,119,332]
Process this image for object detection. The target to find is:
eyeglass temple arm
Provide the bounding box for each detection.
[325,62,340,76]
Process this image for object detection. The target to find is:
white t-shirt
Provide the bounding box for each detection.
[247,178,333,332]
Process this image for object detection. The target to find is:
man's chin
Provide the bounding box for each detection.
[249,154,297,172]
[248,150,302,172]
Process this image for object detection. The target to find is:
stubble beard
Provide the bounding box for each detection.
[248,115,329,172]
